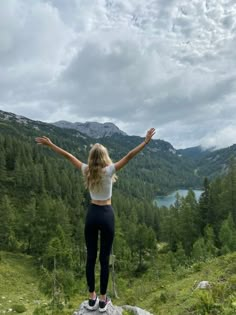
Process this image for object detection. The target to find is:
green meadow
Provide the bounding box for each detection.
[1,250,236,315]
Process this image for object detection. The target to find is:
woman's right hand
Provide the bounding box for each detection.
[145,128,156,144]
[35,136,53,146]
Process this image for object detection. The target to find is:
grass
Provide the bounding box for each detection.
[1,251,236,314]
[0,251,47,314]
[112,253,236,314]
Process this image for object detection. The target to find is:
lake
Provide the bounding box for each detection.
[154,189,204,208]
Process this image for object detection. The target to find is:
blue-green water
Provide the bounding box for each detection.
[154,189,203,208]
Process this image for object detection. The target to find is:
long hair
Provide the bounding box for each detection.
[84,143,117,192]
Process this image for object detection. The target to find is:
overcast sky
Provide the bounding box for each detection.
[1,0,236,149]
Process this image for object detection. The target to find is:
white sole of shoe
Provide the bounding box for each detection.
[85,299,99,311]
[99,301,110,312]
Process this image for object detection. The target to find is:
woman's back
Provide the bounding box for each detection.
[81,163,116,201]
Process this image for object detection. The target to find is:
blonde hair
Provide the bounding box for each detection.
[84,143,117,192]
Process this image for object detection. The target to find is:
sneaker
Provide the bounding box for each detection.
[86,295,99,311]
[99,297,111,313]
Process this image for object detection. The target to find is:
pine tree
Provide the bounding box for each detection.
[160,209,179,252]
[175,242,187,266]
[0,150,6,180]
[203,225,218,258]
[113,215,131,271]
[228,158,236,224]
[198,178,210,233]
[42,225,73,271]
[192,238,207,261]
[219,213,236,254]
[178,200,198,256]
[134,224,156,268]
[15,198,37,254]
[0,195,17,250]
[40,225,76,308]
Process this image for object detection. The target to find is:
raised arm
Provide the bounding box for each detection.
[114,128,155,171]
[35,136,82,169]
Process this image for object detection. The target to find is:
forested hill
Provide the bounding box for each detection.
[0,109,201,195]
[1,109,236,194]
[196,144,236,178]
[177,146,211,159]
[178,144,236,179]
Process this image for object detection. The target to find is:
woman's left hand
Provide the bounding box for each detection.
[35,136,53,146]
[145,128,156,144]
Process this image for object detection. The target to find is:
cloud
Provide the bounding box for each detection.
[0,0,75,102]
[1,0,236,148]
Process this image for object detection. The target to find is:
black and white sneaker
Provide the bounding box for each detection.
[99,297,111,312]
[86,295,99,311]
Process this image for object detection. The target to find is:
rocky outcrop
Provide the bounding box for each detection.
[53,121,127,138]
[122,305,153,315]
[73,301,153,315]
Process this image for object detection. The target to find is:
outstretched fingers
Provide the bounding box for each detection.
[147,128,156,139]
[149,128,156,136]
[35,136,52,146]
[35,137,43,144]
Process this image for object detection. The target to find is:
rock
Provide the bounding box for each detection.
[73,301,123,315]
[122,305,153,315]
[196,281,211,289]
[53,121,127,139]
[73,301,153,315]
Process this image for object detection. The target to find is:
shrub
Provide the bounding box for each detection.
[11,304,27,313]
[33,306,49,315]
[159,292,168,304]
[194,291,223,315]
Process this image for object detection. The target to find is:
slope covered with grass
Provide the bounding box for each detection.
[115,252,236,315]
[0,251,47,314]
[1,250,236,315]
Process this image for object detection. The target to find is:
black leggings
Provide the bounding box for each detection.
[84,204,115,295]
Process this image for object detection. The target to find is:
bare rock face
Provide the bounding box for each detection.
[122,305,153,315]
[73,301,154,315]
[53,121,127,138]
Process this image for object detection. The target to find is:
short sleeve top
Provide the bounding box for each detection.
[81,163,116,200]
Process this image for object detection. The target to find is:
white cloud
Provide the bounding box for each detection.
[1,0,236,148]
[200,125,236,149]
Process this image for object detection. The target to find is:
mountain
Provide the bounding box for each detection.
[52,120,127,138]
[0,110,86,139]
[195,144,236,178]
[0,109,202,195]
[1,109,236,192]
[176,143,236,178]
[2,108,236,192]
[177,145,211,159]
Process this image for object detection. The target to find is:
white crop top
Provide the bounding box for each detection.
[81,163,116,200]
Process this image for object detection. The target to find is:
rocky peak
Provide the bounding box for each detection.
[53,121,127,138]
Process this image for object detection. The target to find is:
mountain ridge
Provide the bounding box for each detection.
[0,109,202,195]
[52,120,127,138]
[1,109,236,188]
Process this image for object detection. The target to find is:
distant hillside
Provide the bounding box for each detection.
[1,109,236,192]
[53,120,127,138]
[195,144,236,178]
[176,144,236,179]
[177,146,211,159]
[0,110,86,140]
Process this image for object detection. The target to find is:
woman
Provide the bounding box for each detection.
[35,127,155,312]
